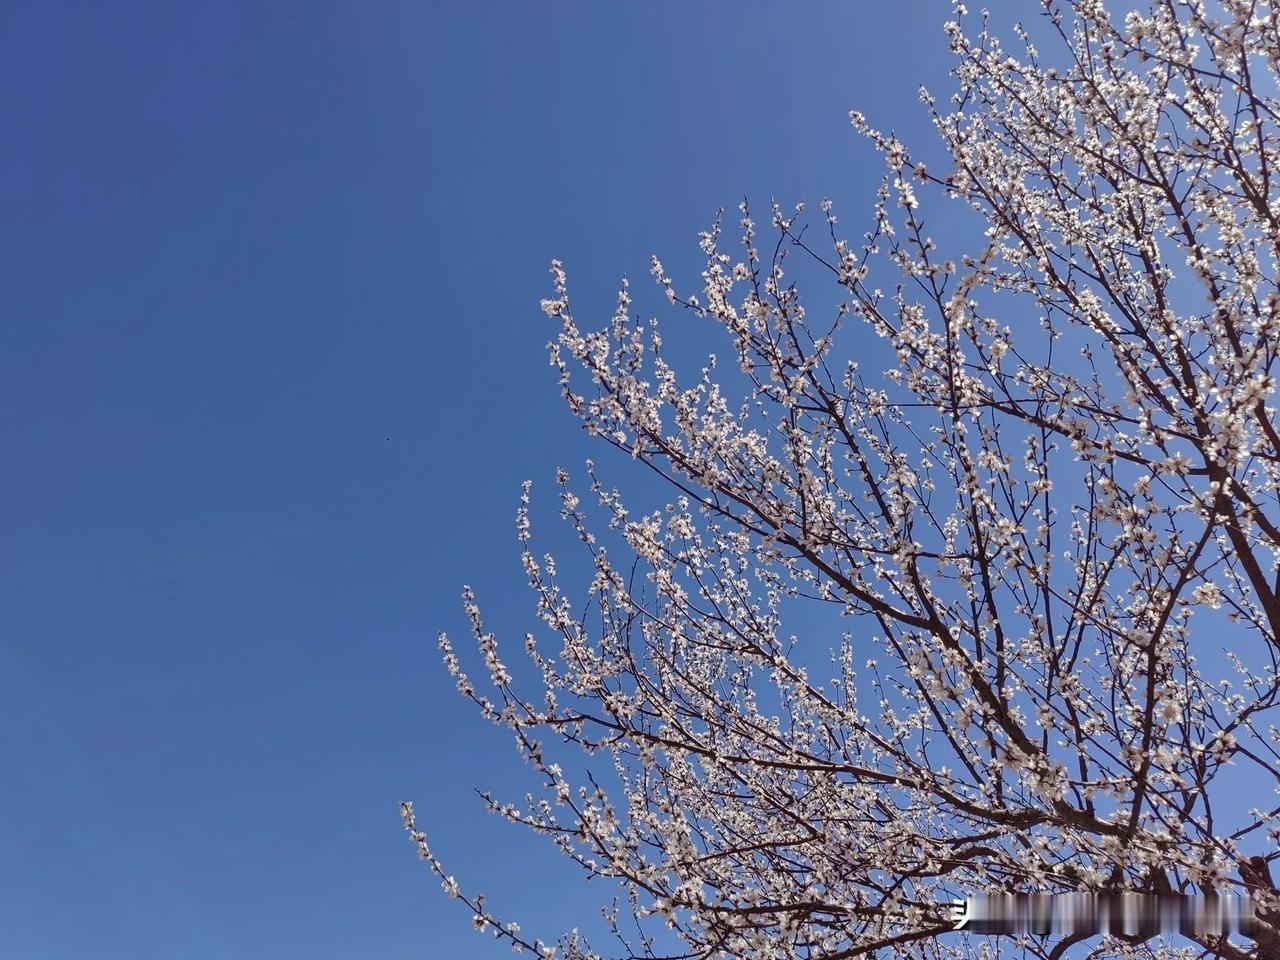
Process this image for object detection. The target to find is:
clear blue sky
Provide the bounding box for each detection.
[2,3,1021,958]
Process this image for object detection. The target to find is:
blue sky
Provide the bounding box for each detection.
[0,3,1029,958]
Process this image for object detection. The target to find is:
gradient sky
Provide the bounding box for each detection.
[2,3,1032,958]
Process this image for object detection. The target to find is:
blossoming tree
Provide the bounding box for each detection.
[405,1,1280,956]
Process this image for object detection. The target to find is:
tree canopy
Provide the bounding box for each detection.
[408,2,1280,957]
